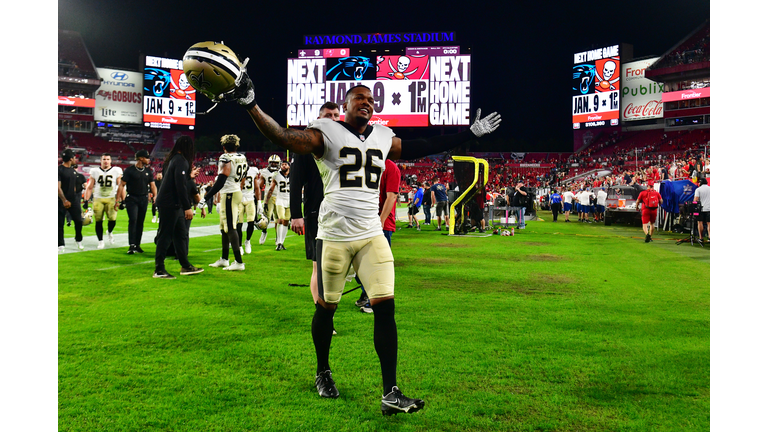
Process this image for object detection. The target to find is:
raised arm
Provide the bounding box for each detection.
[223,73,325,158]
[388,109,501,160]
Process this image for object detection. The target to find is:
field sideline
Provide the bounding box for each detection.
[57,204,710,431]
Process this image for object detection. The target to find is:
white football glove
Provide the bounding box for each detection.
[469,109,502,137]
[221,71,256,109]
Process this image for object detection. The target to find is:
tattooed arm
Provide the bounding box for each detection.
[224,72,325,157]
[245,105,325,158]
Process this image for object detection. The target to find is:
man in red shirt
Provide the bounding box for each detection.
[636,180,663,243]
[380,159,402,244]
[357,159,403,312]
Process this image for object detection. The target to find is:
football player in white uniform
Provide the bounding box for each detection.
[84,154,123,249]
[257,154,281,245]
[237,163,262,253]
[266,160,291,251]
[225,76,500,414]
[204,135,249,271]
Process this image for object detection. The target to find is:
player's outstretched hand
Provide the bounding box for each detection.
[469,109,502,137]
[221,72,256,109]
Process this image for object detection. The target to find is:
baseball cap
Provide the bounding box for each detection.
[62,148,75,162]
[135,150,150,159]
[647,180,655,187]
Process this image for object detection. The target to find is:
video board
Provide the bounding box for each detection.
[572,44,620,129]
[287,47,471,127]
[142,55,196,130]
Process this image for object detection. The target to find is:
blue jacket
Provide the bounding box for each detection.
[413,188,424,208]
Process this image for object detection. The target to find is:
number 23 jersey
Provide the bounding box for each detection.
[307,118,394,241]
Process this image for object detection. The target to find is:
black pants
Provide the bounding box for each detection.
[58,201,83,247]
[125,195,149,247]
[154,207,192,271]
[551,203,562,221]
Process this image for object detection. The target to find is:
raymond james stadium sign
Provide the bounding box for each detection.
[304,32,456,46]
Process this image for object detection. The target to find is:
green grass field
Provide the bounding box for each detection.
[58,205,710,431]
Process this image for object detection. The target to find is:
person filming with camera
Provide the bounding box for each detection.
[693,176,710,242]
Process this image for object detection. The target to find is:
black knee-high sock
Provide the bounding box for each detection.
[95,221,104,240]
[228,229,242,263]
[107,220,116,233]
[312,303,336,374]
[246,221,255,240]
[372,299,398,394]
[221,231,229,260]
[236,223,243,246]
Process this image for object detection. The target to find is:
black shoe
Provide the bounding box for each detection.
[381,386,425,416]
[180,266,204,275]
[645,234,651,243]
[355,295,369,308]
[135,245,144,253]
[276,243,286,251]
[315,370,339,399]
[153,270,176,279]
[127,245,136,254]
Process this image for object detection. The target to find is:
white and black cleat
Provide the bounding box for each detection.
[381,386,424,416]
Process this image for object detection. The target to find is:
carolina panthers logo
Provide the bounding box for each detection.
[327,56,375,81]
[187,70,211,92]
[144,68,172,97]
[572,64,596,95]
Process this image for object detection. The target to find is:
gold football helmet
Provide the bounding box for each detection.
[182,41,246,101]
[82,208,93,226]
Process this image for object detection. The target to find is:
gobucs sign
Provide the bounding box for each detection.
[572,44,621,129]
[286,52,471,127]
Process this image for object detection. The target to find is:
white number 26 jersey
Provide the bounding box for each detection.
[308,118,394,240]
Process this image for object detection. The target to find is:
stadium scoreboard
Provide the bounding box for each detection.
[572,44,621,129]
[287,47,471,127]
[142,55,196,130]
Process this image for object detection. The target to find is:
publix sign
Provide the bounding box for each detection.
[621,57,663,122]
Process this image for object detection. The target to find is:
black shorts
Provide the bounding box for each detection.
[304,215,318,261]
[435,201,448,216]
[696,211,710,223]
[408,206,420,216]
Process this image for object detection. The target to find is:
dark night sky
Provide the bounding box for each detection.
[58,0,710,152]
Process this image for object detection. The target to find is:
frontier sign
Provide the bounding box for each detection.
[662,87,710,103]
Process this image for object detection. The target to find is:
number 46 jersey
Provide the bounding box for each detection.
[219,152,248,194]
[89,166,123,199]
[308,118,394,240]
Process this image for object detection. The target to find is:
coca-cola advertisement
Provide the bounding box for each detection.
[621,57,664,122]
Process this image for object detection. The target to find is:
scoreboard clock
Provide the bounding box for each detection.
[572,44,620,129]
[142,55,196,130]
[287,50,471,127]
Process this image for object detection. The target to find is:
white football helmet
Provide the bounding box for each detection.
[268,155,281,171]
[182,41,246,101]
[255,214,269,231]
[82,209,93,226]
